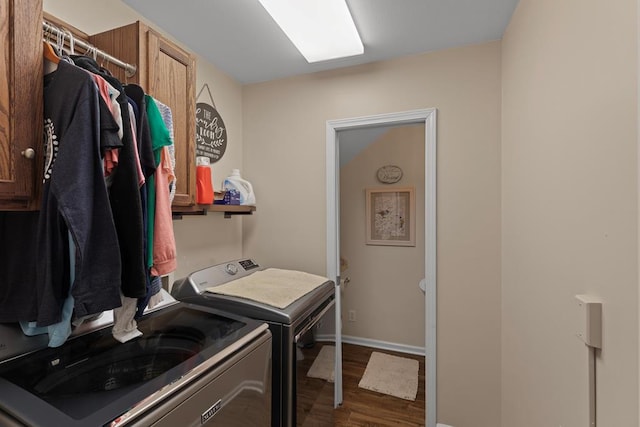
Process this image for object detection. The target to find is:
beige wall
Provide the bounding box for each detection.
[340,125,425,348]
[43,0,246,280]
[173,49,245,279]
[501,0,639,426]
[243,42,502,427]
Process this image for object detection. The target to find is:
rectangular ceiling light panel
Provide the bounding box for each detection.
[258,0,364,63]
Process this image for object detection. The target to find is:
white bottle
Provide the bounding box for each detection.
[222,169,256,206]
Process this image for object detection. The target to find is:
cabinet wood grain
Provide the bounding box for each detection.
[0,0,43,210]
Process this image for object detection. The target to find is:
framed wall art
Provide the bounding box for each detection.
[365,187,415,246]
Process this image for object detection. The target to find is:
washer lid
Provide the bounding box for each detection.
[0,303,265,426]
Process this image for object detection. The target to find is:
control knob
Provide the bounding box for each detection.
[225,263,238,275]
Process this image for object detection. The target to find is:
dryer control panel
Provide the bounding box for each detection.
[173,259,265,298]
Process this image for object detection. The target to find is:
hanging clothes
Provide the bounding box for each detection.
[88,73,123,178]
[125,86,155,319]
[134,95,174,318]
[151,100,177,311]
[19,231,77,347]
[112,292,143,343]
[2,46,180,344]
[38,60,122,325]
[149,99,177,277]
[125,85,155,271]
[72,56,147,300]
[144,95,173,270]
[126,102,146,188]
[150,145,177,277]
[124,85,156,180]
[155,99,177,203]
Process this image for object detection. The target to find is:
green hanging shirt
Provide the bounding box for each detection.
[145,95,173,269]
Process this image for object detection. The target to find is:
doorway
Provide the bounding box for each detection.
[326,109,437,427]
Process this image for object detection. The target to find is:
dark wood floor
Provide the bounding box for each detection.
[297,342,426,426]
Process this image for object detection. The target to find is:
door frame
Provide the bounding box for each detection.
[326,108,437,427]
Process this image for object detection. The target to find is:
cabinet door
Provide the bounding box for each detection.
[0,0,43,210]
[147,30,196,208]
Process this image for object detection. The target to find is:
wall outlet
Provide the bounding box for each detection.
[348,309,356,322]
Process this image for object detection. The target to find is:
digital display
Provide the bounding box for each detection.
[239,259,259,270]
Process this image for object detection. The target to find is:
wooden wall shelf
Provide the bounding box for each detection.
[172,205,256,219]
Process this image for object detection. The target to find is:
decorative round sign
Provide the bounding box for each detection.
[376,165,403,184]
[195,102,227,163]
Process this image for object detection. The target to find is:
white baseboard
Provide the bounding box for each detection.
[315,334,425,356]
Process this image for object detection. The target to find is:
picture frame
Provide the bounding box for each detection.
[365,187,415,246]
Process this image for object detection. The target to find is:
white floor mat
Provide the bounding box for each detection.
[358,351,419,401]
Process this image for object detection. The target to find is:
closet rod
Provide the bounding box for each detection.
[43,20,137,78]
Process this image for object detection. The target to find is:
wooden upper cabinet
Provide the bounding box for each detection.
[90,22,196,208]
[147,30,196,208]
[0,0,44,210]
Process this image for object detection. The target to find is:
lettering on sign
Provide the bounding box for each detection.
[196,102,227,163]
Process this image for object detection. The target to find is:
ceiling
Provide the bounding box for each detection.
[122,0,520,85]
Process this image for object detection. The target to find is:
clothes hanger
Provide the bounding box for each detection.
[43,40,60,64]
[55,29,65,56]
[42,23,57,63]
[88,45,98,61]
[64,29,75,55]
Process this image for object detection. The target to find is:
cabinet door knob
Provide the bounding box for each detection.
[21,148,35,159]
